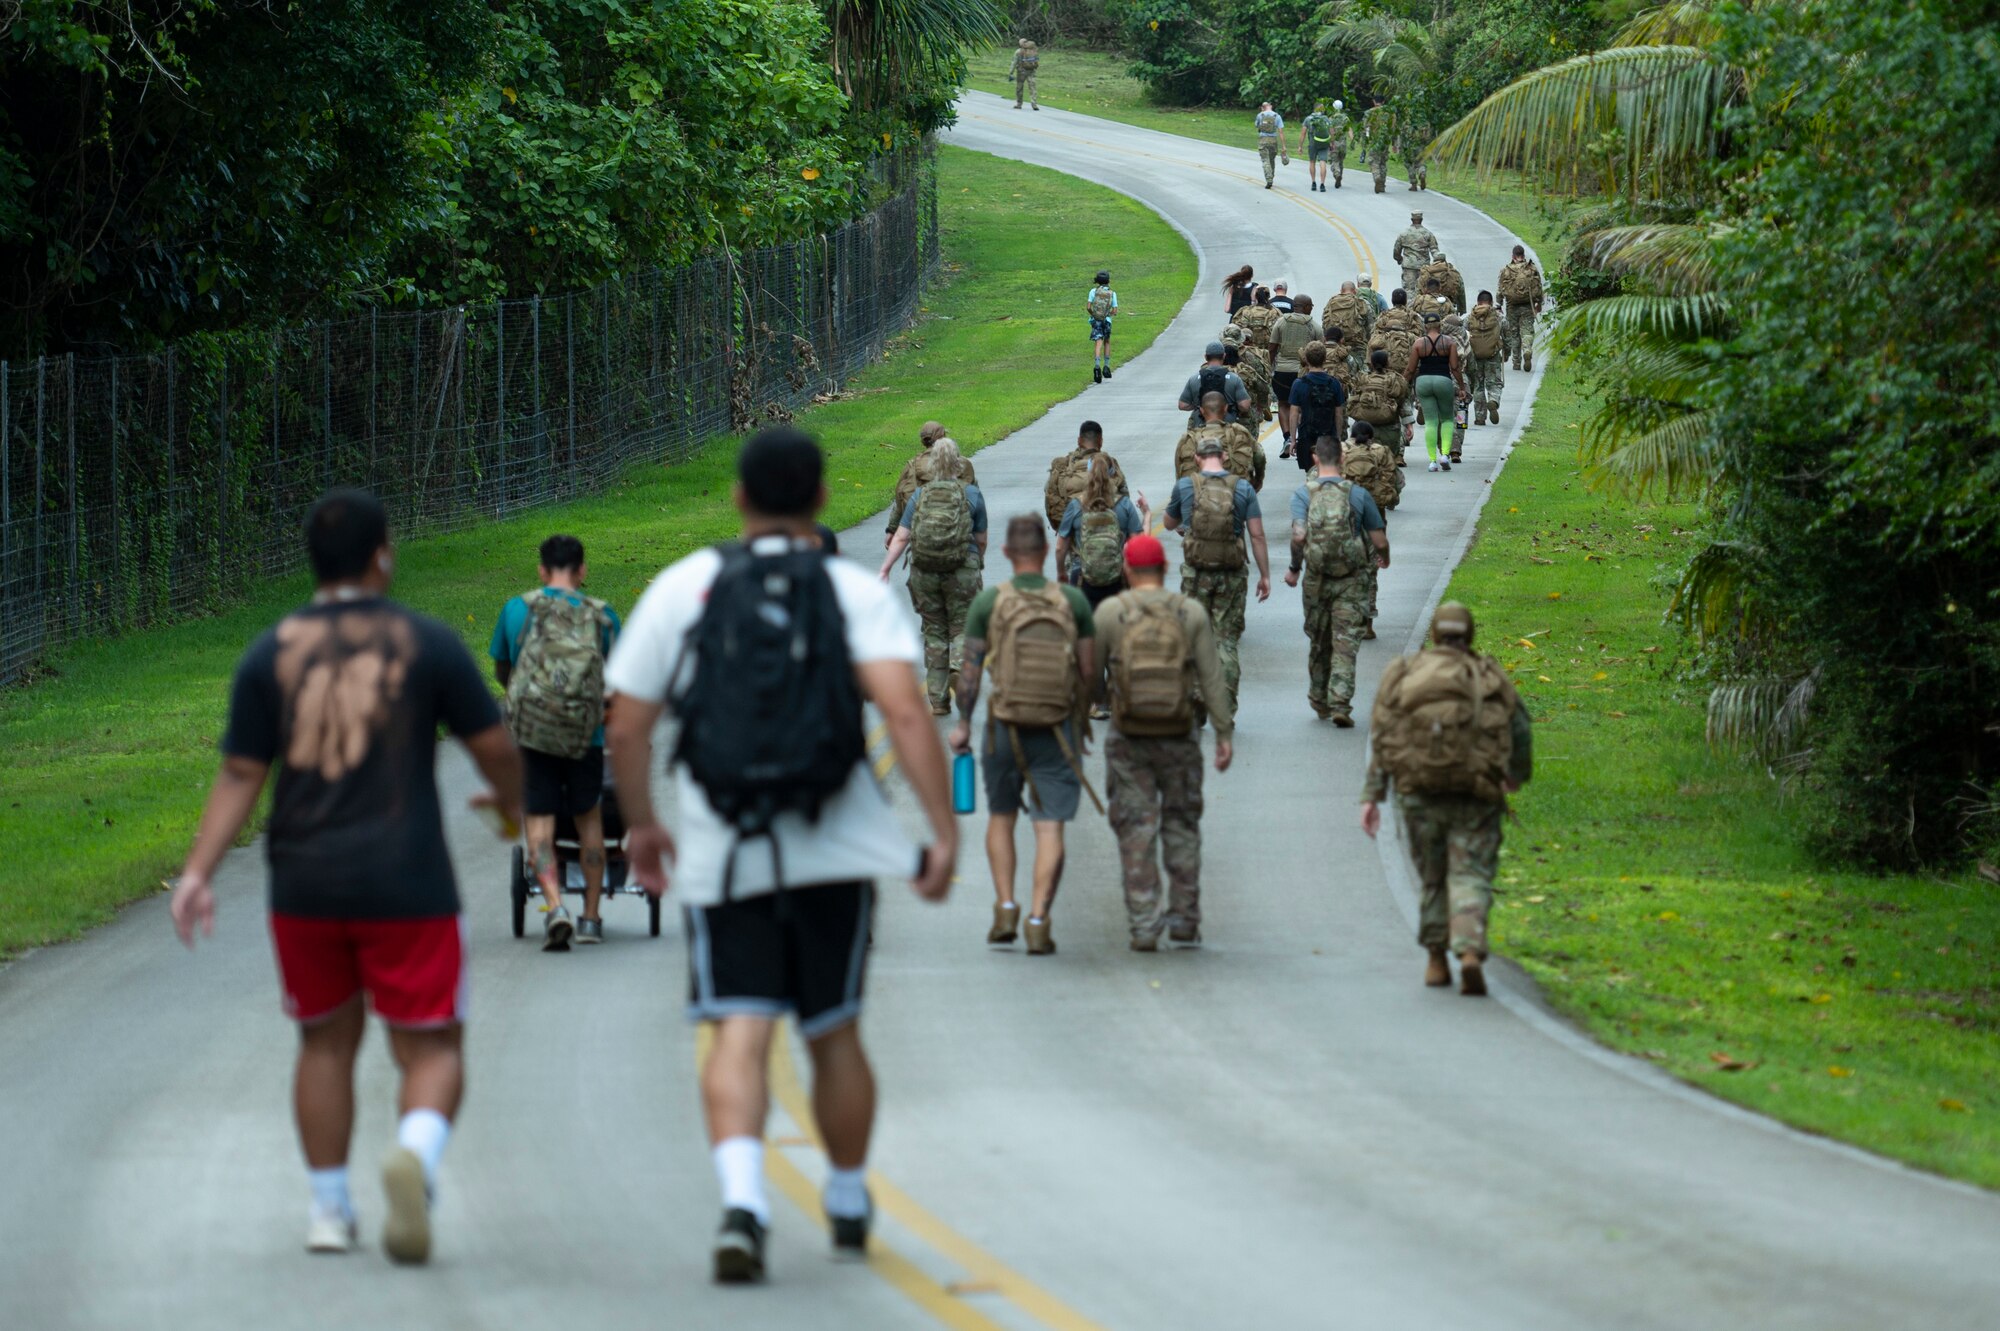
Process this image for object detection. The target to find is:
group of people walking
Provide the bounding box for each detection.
[160,155,1544,1291]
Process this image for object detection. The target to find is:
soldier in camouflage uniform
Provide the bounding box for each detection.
[1498,244,1545,371]
[1163,435,1271,721]
[1361,602,1535,995]
[885,420,977,547]
[879,438,987,713]
[1321,282,1371,375]
[1418,252,1466,313]
[1220,323,1273,427]
[1009,38,1039,110]
[1093,533,1233,949]
[1285,447,1388,726]
[1327,99,1352,188]
[1362,97,1393,193]
[1463,290,1508,426]
[1399,119,1432,191]
[1393,212,1439,299]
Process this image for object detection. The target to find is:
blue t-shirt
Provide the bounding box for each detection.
[899,481,989,560]
[1167,474,1262,534]
[1255,112,1285,135]
[490,587,623,747]
[1056,495,1144,542]
[1288,476,1386,533]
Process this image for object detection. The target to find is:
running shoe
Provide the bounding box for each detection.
[577,916,604,944]
[543,906,574,951]
[1440,459,1452,472]
[380,1147,431,1265]
[307,1206,357,1255]
[829,1191,873,1258]
[1427,461,1441,473]
[1093,365,1102,384]
[714,1208,768,1283]
[1102,365,1112,379]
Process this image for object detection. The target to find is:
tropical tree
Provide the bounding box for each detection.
[825,0,1008,131]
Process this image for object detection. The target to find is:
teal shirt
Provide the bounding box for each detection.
[490,587,623,747]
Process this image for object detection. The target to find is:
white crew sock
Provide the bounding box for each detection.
[396,1109,452,1189]
[713,1137,769,1224]
[308,1166,352,1218]
[823,1166,870,1220]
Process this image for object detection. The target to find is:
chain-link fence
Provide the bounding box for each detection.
[0,143,940,685]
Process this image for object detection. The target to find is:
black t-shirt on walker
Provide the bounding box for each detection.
[222,598,501,919]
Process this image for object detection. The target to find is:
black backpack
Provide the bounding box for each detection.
[1195,363,1231,414]
[670,542,866,894]
[1298,374,1343,451]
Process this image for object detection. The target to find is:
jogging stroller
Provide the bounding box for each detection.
[508,778,663,938]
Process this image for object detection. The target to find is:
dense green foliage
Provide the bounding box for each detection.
[0,0,999,356]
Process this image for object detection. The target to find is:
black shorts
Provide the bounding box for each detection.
[1272,370,1299,400]
[522,745,604,817]
[684,881,873,1037]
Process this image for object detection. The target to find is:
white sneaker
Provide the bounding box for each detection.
[307,1206,358,1254]
[1427,461,1441,472]
[380,1147,432,1265]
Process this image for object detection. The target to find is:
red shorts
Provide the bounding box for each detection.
[269,914,467,1027]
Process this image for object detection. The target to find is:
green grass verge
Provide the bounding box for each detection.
[0,144,1197,958]
[1454,366,2000,1187]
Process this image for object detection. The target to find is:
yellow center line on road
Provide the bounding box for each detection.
[690,1024,1110,1331]
[960,111,1381,287]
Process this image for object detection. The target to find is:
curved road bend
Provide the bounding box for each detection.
[0,91,1994,1331]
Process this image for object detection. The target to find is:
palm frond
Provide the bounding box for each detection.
[1670,539,1772,645]
[1429,46,1731,195]
[1582,405,1716,498]
[1615,1,1728,48]
[827,0,1006,112]
[1547,292,1730,352]
[1707,669,1818,760]
[1587,222,1727,295]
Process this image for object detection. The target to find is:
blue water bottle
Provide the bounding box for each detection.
[952,752,977,814]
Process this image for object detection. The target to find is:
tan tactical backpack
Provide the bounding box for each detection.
[1183,474,1245,570]
[988,583,1080,728]
[1110,595,1195,736]
[1342,442,1400,511]
[1045,449,1119,531]
[1322,292,1367,346]
[1370,649,1518,802]
[1466,306,1503,360]
[1350,372,1400,426]
[909,478,974,574]
[1499,260,1541,305]
[1234,303,1279,350]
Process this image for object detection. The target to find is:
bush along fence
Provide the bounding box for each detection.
[0,143,940,685]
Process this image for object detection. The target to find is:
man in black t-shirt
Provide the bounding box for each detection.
[172,489,523,1266]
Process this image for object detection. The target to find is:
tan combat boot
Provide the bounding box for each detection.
[988,902,1020,945]
[1458,951,1487,997]
[1024,917,1056,956]
[1424,948,1452,987]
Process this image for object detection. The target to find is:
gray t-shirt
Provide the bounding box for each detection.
[1180,367,1251,425]
[1288,475,1386,532]
[900,481,989,559]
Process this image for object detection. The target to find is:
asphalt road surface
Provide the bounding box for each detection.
[3,93,1996,1331]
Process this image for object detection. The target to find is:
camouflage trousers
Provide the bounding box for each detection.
[1504,304,1538,366]
[1330,144,1346,185]
[907,560,983,708]
[1370,152,1389,193]
[1181,564,1246,716]
[1258,137,1283,185]
[1400,265,1424,296]
[1014,72,1037,108]
[1467,354,1506,419]
[1398,792,1504,957]
[1302,568,1371,713]
[1106,731,1205,939]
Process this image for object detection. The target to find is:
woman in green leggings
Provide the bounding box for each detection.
[1404,312,1468,471]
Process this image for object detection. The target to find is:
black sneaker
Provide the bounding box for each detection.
[829,1193,873,1257]
[1102,365,1112,379]
[1440,459,1452,472]
[1092,364,1102,384]
[713,1208,767,1284]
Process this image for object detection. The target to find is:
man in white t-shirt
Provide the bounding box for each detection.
[604,426,957,1285]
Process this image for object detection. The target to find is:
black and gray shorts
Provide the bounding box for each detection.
[683,881,874,1038]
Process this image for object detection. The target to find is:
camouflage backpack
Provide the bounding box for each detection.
[1046,449,1118,530]
[1088,286,1115,319]
[1183,473,1245,571]
[1016,41,1039,70]
[1343,442,1400,511]
[1076,508,1125,587]
[1466,306,1503,360]
[988,583,1080,728]
[1110,595,1195,737]
[1234,303,1279,350]
[1255,110,1281,137]
[1350,373,1400,426]
[1304,478,1368,580]
[1370,649,1518,802]
[505,591,611,760]
[910,478,974,573]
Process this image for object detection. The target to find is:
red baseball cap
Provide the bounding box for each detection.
[1123,533,1166,569]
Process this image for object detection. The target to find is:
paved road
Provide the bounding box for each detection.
[3,93,1996,1331]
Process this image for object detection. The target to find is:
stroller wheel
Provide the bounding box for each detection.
[509,846,529,939]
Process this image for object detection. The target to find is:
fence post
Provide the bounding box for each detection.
[565,295,576,491]
[495,301,506,517]
[601,284,611,453]
[164,349,175,609]
[33,359,45,614]
[109,357,119,626]
[323,323,333,489]
[1,363,9,664]
[218,356,230,595]
[66,353,78,631]
[531,295,543,500]
[369,307,378,481]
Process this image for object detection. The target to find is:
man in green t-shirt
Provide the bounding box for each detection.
[950,514,1096,957]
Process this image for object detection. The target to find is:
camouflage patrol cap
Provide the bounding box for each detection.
[1195,435,1226,457]
[1019,37,1030,45]
[1432,601,1475,641]
[1220,323,1246,347]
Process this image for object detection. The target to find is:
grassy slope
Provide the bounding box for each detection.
[966,47,1246,148]
[1453,366,2000,1187]
[0,144,1197,957]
